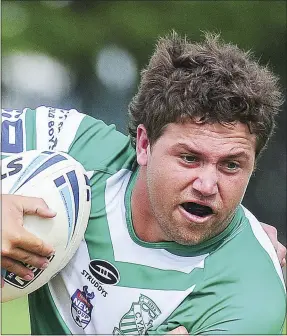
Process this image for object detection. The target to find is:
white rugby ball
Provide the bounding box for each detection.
[1,150,91,302]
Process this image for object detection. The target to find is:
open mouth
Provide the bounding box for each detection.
[181,202,213,218]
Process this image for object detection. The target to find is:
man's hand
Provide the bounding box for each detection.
[1,195,56,283]
[261,222,286,267]
[166,327,189,335]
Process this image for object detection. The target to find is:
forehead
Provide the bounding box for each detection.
[159,121,257,157]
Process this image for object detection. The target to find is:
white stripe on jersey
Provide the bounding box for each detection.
[55,109,85,152]
[35,106,85,152]
[242,205,285,288]
[8,124,16,144]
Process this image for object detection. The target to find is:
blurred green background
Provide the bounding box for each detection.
[1,0,286,334]
[2,297,30,334]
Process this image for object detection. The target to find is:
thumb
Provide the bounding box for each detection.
[167,326,189,335]
[28,206,57,218]
[20,196,57,218]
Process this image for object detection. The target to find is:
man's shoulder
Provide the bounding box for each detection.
[1,106,90,155]
[237,205,284,282]
[1,106,135,173]
[204,205,284,288]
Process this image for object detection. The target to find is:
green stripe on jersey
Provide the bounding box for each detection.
[24,108,37,151]
[29,284,72,335]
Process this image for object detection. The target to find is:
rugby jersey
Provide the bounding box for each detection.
[1,106,286,334]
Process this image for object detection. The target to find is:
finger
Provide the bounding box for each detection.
[17,229,55,257]
[1,276,4,288]
[261,223,278,251]
[18,196,57,218]
[2,246,50,269]
[2,224,55,258]
[167,326,189,335]
[24,206,57,218]
[1,257,35,280]
[276,242,287,267]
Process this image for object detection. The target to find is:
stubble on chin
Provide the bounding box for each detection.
[158,209,237,246]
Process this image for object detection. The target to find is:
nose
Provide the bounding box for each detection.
[192,166,219,197]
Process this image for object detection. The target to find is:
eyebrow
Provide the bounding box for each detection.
[172,143,252,160]
[172,143,202,156]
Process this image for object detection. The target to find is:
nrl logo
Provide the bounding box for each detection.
[113,294,161,335]
[71,285,95,329]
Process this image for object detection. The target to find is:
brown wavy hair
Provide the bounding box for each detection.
[128,31,283,158]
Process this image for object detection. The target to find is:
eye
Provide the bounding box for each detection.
[182,155,198,164]
[224,161,240,171]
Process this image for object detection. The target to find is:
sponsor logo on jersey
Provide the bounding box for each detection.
[80,260,120,298]
[1,109,26,154]
[113,294,161,335]
[71,285,95,329]
[3,254,55,289]
[47,107,70,150]
[89,259,120,285]
[81,269,108,297]
[1,157,23,180]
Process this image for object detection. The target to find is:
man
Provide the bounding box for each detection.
[1,32,286,334]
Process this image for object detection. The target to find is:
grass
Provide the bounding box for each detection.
[1,296,286,335]
[1,296,30,335]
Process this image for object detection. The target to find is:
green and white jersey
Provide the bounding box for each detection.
[1,107,286,335]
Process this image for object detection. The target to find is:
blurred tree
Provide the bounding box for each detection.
[2,1,286,76]
[2,0,286,243]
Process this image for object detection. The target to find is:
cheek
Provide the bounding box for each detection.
[148,156,172,179]
[147,160,181,194]
[220,176,250,204]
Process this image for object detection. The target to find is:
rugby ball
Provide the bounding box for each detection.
[1,150,91,302]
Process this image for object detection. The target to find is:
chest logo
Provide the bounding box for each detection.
[89,259,120,285]
[113,294,161,335]
[71,285,95,329]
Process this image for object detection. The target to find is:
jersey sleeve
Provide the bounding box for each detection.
[1,106,134,173]
[152,289,286,335]
[1,106,84,157]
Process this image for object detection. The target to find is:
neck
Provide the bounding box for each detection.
[131,168,165,242]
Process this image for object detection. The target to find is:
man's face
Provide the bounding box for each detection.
[136,121,256,245]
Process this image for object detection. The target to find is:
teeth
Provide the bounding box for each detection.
[182,202,213,217]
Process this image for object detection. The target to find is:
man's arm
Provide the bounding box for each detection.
[1,106,133,281]
[166,327,188,335]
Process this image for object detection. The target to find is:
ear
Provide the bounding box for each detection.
[136,124,150,166]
